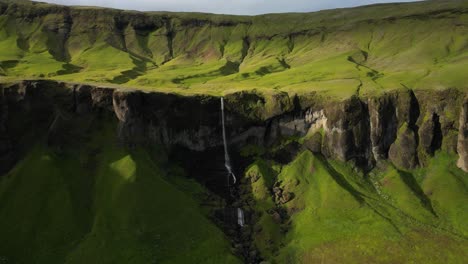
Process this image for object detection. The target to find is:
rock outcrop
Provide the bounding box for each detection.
[419,112,442,156]
[0,80,467,174]
[415,89,462,165]
[368,90,420,167]
[458,97,468,172]
[388,124,419,169]
[322,96,372,169]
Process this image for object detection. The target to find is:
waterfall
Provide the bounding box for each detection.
[237,208,245,227]
[221,98,244,228]
[221,97,237,184]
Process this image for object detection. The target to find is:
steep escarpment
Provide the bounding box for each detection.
[1,80,467,174]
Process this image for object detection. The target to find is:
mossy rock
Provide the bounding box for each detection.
[389,123,419,169]
[304,131,322,154]
[224,89,293,121]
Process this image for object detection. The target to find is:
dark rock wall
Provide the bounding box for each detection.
[458,97,468,171]
[0,80,467,174]
[368,90,420,169]
[322,95,372,169]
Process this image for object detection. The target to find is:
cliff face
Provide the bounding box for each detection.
[1,80,466,174]
[458,97,468,171]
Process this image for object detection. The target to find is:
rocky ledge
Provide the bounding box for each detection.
[0,80,467,175]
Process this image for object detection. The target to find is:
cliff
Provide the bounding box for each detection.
[1,80,466,174]
[458,97,468,171]
[1,1,468,262]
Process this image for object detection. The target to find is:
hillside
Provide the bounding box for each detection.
[0,0,467,97]
[0,1,468,263]
[0,79,466,263]
[0,123,240,264]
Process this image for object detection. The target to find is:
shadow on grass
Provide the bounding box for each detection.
[0,60,19,74]
[110,56,148,84]
[397,169,438,217]
[56,63,83,75]
[315,155,365,204]
[316,154,403,233]
[172,60,240,84]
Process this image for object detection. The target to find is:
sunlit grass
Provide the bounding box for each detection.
[0,0,466,98]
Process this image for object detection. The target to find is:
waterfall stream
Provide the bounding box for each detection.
[221,97,237,184]
[237,208,245,227]
[221,97,245,227]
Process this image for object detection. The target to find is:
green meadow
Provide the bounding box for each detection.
[0,0,467,98]
[240,150,468,263]
[0,123,240,264]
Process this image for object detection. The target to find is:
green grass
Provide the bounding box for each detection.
[241,150,468,263]
[1,0,468,262]
[0,0,467,97]
[0,123,240,264]
[374,165,437,224]
[2,131,466,263]
[242,160,282,259]
[419,152,468,236]
[276,151,398,262]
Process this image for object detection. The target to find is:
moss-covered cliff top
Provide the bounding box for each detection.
[0,0,467,98]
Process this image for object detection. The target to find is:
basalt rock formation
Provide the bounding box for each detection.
[1,80,466,174]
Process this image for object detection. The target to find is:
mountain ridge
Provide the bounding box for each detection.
[0,0,467,97]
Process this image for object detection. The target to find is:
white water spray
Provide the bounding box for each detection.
[221,98,245,228]
[237,208,245,227]
[221,97,237,184]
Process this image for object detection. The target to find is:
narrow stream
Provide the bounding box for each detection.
[221,97,237,185]
[221,97,244,227]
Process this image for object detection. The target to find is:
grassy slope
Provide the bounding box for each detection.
[0,124,239,264]
[0,0,467,97]
[1,0,468,262]
[241,150,468,263]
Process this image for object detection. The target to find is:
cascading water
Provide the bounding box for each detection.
[221,97,245,227]
[221,97,237,184]
[237,208,245,227]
